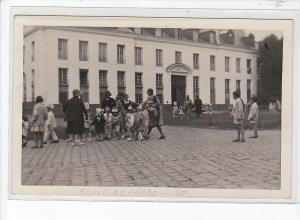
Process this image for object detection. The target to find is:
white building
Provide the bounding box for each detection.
[23,27,258,107]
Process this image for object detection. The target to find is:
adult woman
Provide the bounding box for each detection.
[63,89,88,145]
[183,95,193,119]
[194,95,203,118]
[231,90,245,142]
[101,90,116,110]
[144,88,165,139]
[31,96,48,148]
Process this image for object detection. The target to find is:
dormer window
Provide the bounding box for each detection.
[227,31,235,44]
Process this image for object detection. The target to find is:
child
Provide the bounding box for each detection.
[90,108,105,141]
[231,90,245,142]
[43,103,59,144]
[131,104,147,141]
[111,106,121,140]
[103,106,113,139]
[172,102,179,120]
[31,96,48,148]
[247,96,259,138]
[126,104,135,140]
[22,116,29,147]
[179,106,184,120]
[82,111,91,142]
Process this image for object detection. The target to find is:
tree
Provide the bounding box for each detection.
[257,34,283,104]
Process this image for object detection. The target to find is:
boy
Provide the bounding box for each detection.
[90,108,105,141]
[247,96,259,138]
[103,106,113,139]
[43,103,59,144]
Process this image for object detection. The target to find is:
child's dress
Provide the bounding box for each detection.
[248,102,259,124]
[231,98,245,124]
[43,110,59,142]
[104,112,113,138]
[172,105,179,119]
[179,108,184,118]
[90,113,105,138]
[31,103,48,132]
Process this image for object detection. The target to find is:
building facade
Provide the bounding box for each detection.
[23,27,258,107]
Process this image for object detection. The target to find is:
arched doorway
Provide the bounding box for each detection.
[166,63,192,106]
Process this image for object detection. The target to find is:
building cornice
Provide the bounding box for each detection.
[26,26,258,55]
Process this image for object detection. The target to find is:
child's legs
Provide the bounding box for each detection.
[253,123,258,136]
[156,125,164,136]
[43,127,51,142]
[240,122,245,139]
[236,124,241,140]
[38,132,44,146]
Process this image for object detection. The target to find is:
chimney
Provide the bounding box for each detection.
[134,28,141,34]
[155,28,162,37]
[192,29,199,41]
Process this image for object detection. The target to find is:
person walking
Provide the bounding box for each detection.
[31,96,48,148]
[43,103,59,144]
[63,89,88,145]
[194,95,203,118]
[231,90,245,142]
[144,88,165,139]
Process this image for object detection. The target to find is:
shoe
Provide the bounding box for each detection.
[42,141,47,144]
[158,136,165,139]
[51,139,60,143]
[250,135,258,138]
[78,142,85,146]
[67,138,73,142]
[240,139,245,142]
[232,139,240,142]
[127,138,134,141]
[31,146,39,149]
[39,145,44,148]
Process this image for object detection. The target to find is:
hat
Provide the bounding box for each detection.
[96,108,103,113]
[46,103,54,109]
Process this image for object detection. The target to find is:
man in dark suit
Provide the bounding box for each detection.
[63,89,88,145]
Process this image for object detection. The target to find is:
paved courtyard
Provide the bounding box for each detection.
[22,126,281,189]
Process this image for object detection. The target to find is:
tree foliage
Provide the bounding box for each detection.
[257,34,283,104]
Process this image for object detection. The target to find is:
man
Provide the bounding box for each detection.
[63,89,88,145]
[183,95,193,119]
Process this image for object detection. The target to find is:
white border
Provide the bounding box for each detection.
[1,2,300,220]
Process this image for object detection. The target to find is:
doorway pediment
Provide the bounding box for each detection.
[166,63,192,73]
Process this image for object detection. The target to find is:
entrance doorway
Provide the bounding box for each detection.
[171,75,186,106]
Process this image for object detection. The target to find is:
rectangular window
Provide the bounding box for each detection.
[193,53,199,69]
[178,29,183,40]
[225,56,230,72]
[247,59,252,74]
[135,72,143,103]
[225,79,230,105]
[175,51,182,64]
[58,68,69,104]
[99,43,107,62]
[31,41,35,61]
[117,71,126,94]
[236,58,241,73]
[79,41,88,61]
[247,79,251,102]
[79,69,89,102]
[156,74,163,104]
[193,76,199,100]
[236,80,241,92]
[99,70,108,103]
[117,45,125,64]
[210,77,216,104]
[31,69,35,101]
[58,39,68,60]
[135,47,143,65]
[210,55,216,71]
[156,49,163,66]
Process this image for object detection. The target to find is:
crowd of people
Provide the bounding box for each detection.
[22,86,277,147]
[22,88,165,148]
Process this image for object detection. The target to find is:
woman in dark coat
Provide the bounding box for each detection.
[194,95,203,118]
[63,89,88,145]
[101,90,116,110]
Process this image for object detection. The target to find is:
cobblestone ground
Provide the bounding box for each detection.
[22,126,281,189]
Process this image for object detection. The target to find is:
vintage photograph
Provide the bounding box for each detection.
[20,25,284,190]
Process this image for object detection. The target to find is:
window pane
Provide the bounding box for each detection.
[210,77,216,104]
[79,41,88,61]
[225,56,230,72]
[236,58,241,73]
[58,39,68,60]
[135,47,143,65]
[99,43,107,62]
[193,53,199,69]
[210,55,215,71]
[156,49,163,66]
[117,45,125,64]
